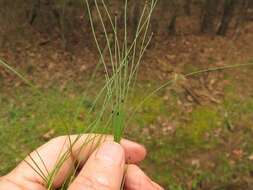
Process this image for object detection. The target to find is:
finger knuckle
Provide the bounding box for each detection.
[76,174,115,190]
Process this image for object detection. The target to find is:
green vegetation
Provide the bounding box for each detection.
[2,72,253,189]
[1,0,159,187]
[1,0,253,189]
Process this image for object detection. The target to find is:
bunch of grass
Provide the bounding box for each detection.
[1,0,157,189]
[1,0,253,189]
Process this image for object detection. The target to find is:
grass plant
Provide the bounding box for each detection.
[1,0,158,189]
[1,0,253,189]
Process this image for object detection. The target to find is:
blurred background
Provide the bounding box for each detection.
[0,0,253,189]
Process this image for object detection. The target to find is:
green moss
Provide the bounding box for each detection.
[243,98,253,113]
[190,107,219,134]
[1,75,253,188]
[179,106,221,146]
[130,92,166,127]
[0,88,98,175]
[224,83,236,98]
[223,96,253,128]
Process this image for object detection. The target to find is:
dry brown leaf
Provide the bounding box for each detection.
[42,129,55,141]
[232,149,244,159]
[248,154,253,161]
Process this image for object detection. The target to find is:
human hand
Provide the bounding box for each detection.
[0,134,164,190]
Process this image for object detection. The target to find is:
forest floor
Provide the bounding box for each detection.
[1,19,253,189]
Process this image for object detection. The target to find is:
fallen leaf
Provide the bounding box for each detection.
[248,154,253,161]
[42,129,55,141]
[232,149,244,159]
[191,159,200,168]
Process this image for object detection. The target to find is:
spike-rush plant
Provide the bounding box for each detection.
[1,0,158,189]
[82,0,158,143]
[1,0,253,189]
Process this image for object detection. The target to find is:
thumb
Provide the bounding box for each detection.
[68,142,125,190]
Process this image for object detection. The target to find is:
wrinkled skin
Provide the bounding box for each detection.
[0,134,164,190]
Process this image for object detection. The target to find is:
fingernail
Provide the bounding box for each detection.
[96,142,124,165]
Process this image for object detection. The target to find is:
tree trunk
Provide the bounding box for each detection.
[233,0,249,39]
[217,0,236,36]
[167,0,178,35]
[168,14,177,35]
[201,0,219,34]
[184,0,192,16]
[28,0,41,25]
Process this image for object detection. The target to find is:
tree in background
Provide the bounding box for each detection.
[156,0,180,36]
[184,0,192,16]
[200,0,220,34]
[217,0,236,35]
[233,0,250,38]
[167,0,178,35]
[1,0,252,48]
